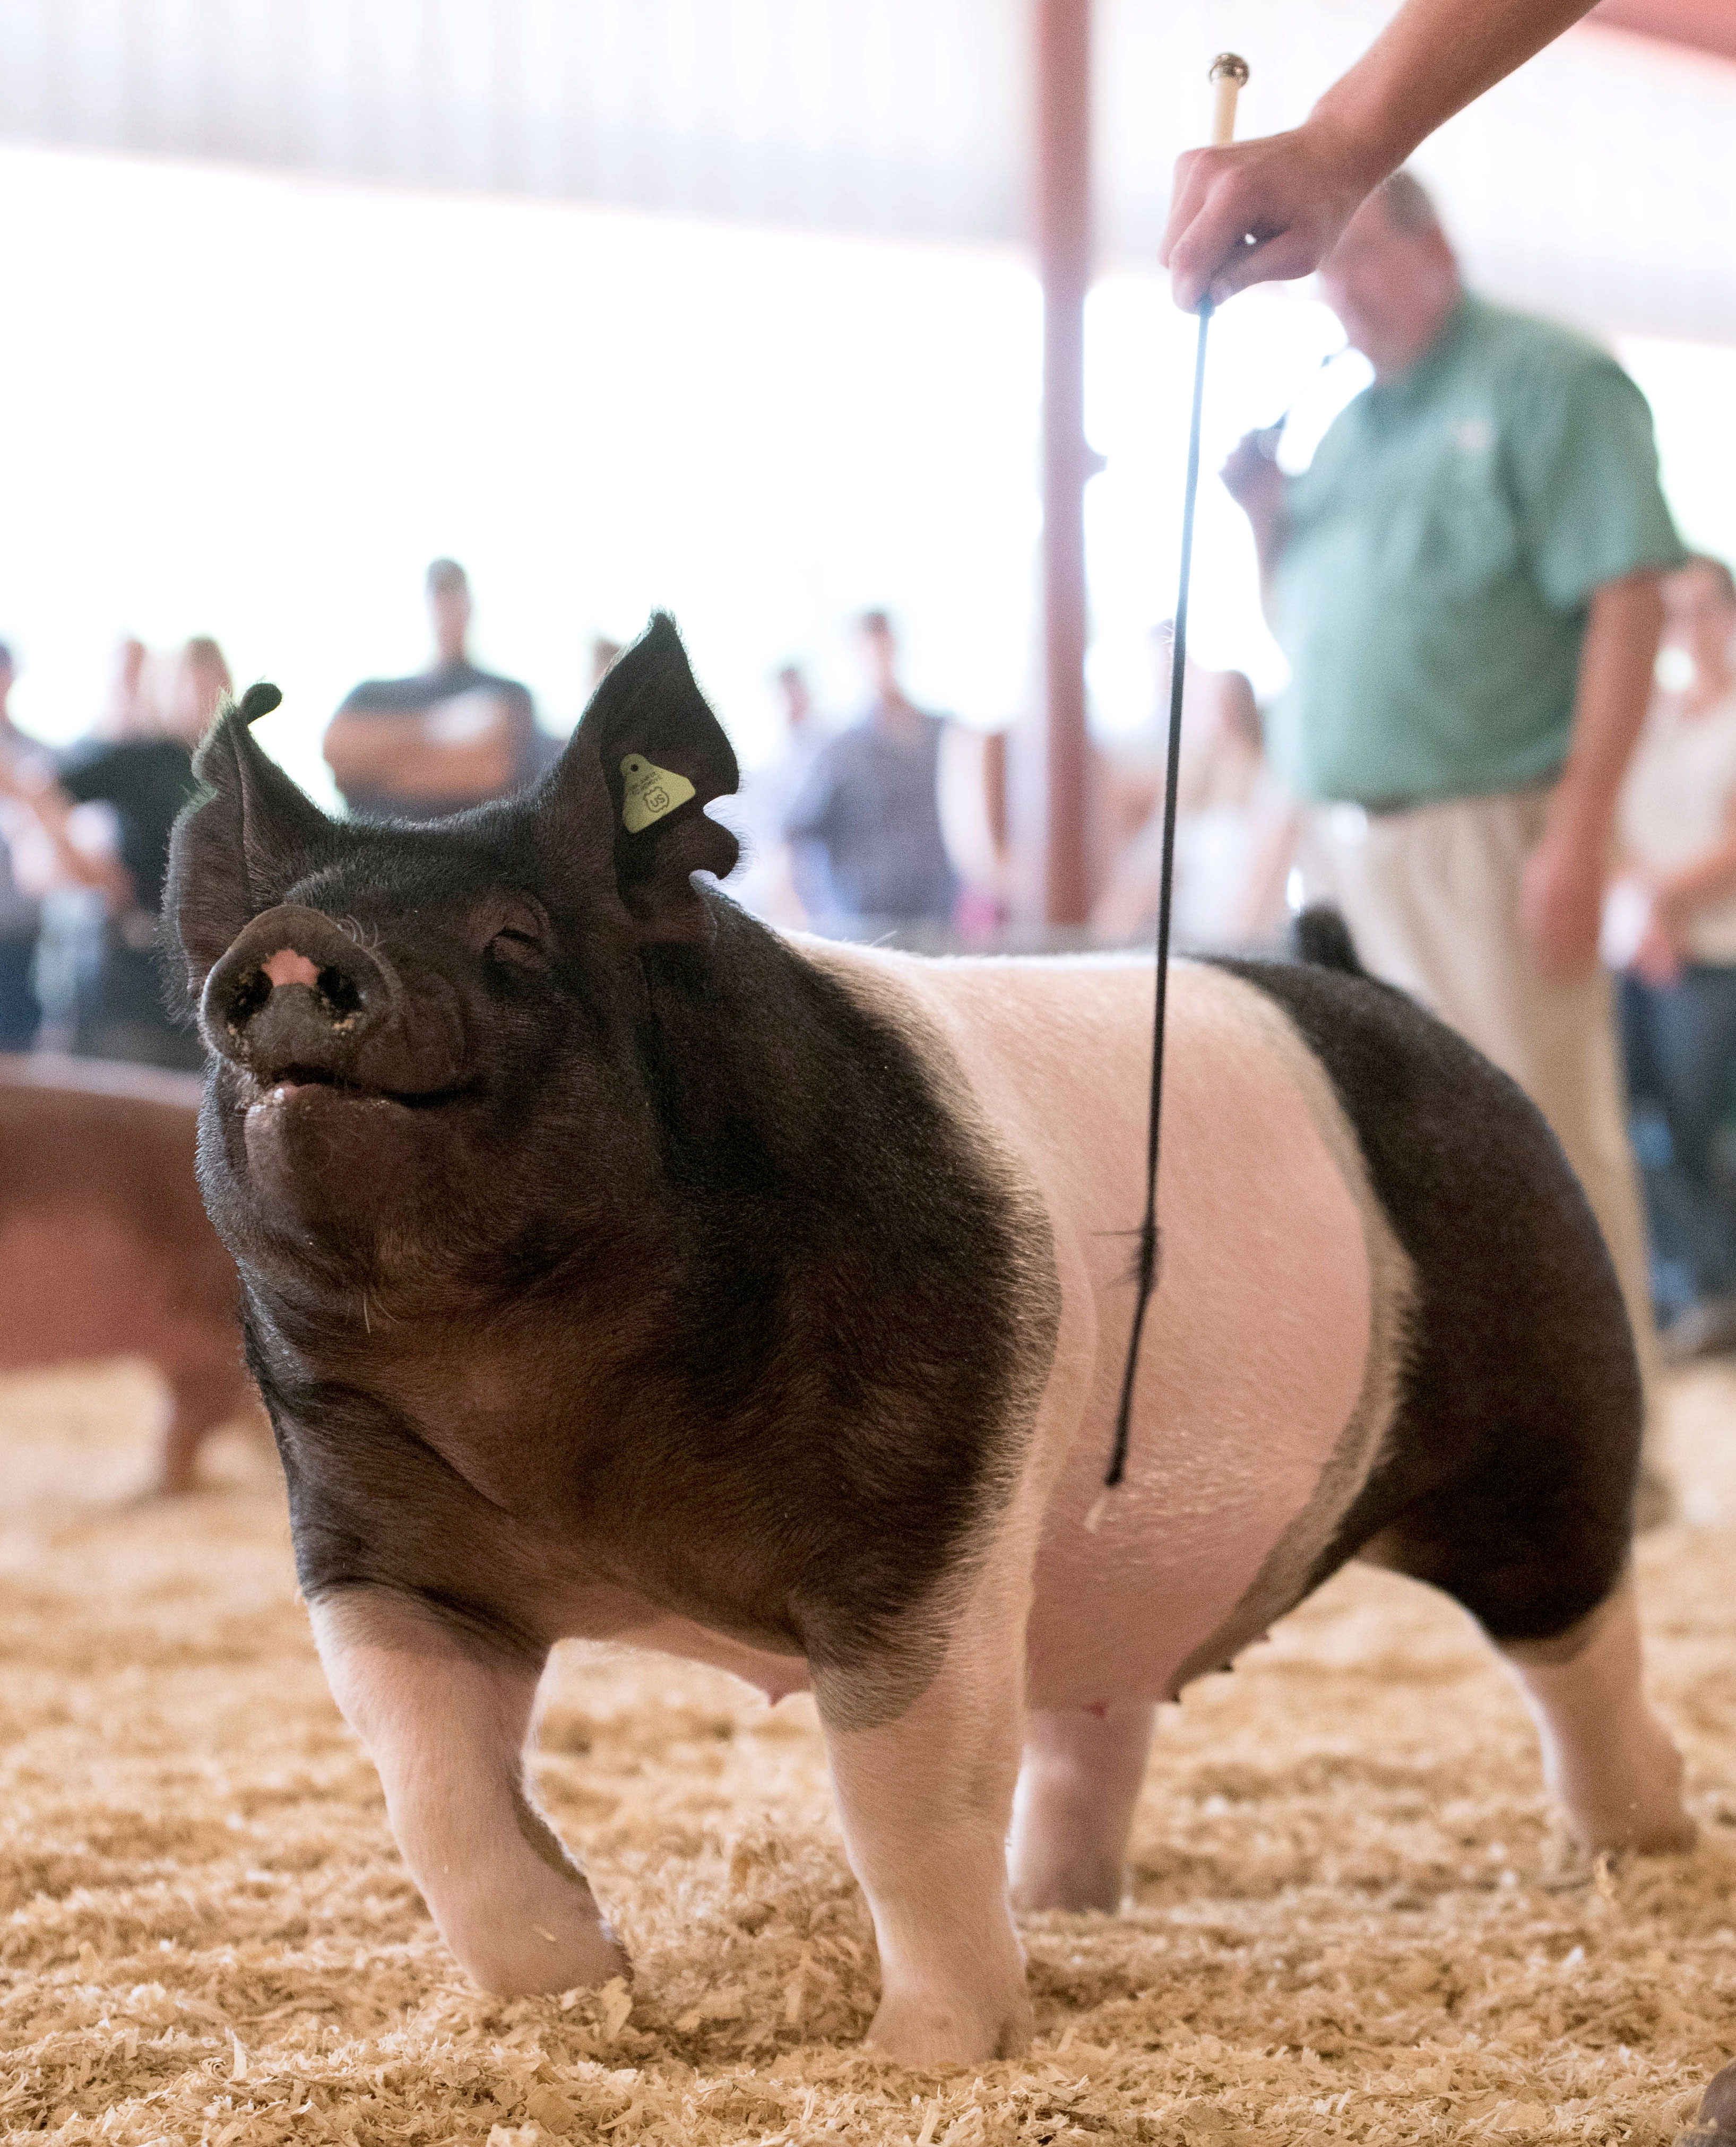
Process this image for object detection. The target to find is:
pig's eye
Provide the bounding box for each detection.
[480,896,551,971]
[488,925,548,972]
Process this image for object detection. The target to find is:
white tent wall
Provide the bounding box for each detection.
[1,2,1733,342]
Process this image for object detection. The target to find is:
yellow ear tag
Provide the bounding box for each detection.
[619,754,695,834]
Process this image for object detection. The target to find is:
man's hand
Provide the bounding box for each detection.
[1520,821,1607,981]
[1162,123,1383,311]
[1631,899,1685,989]
[1160,0,1604,311]
[1220,430,1285,518]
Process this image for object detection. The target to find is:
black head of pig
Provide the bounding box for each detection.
[165,614,740,1296]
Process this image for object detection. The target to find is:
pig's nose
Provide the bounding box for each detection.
[201,904,391,1076]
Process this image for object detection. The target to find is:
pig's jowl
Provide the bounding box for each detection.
[165,615,1692,2066]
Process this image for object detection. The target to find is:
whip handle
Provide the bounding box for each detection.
[1209,53,1249,146]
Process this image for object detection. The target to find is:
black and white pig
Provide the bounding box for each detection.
[164,618,1691,2066]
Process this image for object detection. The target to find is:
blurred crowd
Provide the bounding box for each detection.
[2,171,1735,1380]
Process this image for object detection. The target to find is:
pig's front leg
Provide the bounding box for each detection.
[309,1588,627,1995]
[818,1567,1031,2066]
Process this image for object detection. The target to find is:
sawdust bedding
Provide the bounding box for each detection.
[5,1364,1736,2146]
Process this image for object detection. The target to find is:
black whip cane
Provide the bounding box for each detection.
[1089,52,1249,1533]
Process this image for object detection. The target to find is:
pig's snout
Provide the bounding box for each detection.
[202,904,392,1082]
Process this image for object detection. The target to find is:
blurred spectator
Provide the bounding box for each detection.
[11,635,224,1070]
[784,611,957,934]
[1606,557,1736,1354]
[1094,624,1294,949]
[324,559,540,819]
[99,636,151,739]
[1225,169,1681,1458]
[0,643,47,1047]
[721,663,831,929]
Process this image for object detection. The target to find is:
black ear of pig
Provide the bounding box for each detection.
[163,685,339,997]
[542,611,741,946]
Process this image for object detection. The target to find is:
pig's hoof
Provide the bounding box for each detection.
[462,1919,630,1998]
[1632,1812,1698,1856]
[1577,1807,1696,1858]
[866,1987,1033,2066]
[1567,1711,1695,1857]
[1677,2058,1736,2144]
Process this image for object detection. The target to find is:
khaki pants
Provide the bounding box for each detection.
[1297,789,1660,1422]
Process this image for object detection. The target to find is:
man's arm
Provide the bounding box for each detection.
[1653,807,1736,921]
[323,704,517,807]
[1623,797,1736,985]
[1219,432,1290,624]
[1163,0,1600,308]
[1520,569,1666,980]
[0,758,134,912]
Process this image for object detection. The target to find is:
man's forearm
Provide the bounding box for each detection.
[1309,0,1601,187]
[1550,572,1666,847]
[1219,437,1290,620]
[1250,512,1289,618]
[1236,500,1290,629]
[16,785,134,910]
[1518,572,1664,980]
[324,712,515,801]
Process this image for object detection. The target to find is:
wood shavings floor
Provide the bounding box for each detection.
[5,1363,1736,2145]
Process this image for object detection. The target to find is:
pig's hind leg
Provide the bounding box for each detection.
[1233,942,1692,1859]
[310,1589,628,1994]
[1361,1461,1692,1858]
[1008,1703,1156,1912]
[1500,1572,1694,1855]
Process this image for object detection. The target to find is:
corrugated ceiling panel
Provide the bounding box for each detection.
[0,0,1031,239]
[0,1,1732,340]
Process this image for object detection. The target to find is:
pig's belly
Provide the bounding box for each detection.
[1023,1028,1377,1712]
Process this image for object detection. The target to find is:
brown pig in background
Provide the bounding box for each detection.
[164,618,1694,2065]
[0,1055,251,1493]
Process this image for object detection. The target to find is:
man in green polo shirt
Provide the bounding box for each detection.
[1225,169,1682,1495]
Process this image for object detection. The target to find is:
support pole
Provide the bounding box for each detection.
[1034,0,1094,927]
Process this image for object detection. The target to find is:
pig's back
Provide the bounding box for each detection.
[0,1054,235,1370]
[808,949,1406,1710]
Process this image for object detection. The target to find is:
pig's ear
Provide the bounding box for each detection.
[165,683,338,992]
[538,613,740,945]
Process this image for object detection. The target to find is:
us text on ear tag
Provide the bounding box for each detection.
[620,754,695,834]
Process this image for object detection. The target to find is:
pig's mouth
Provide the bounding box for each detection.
[247,1064,469,1111]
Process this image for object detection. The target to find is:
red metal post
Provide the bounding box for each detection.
[1035,0,1094,927]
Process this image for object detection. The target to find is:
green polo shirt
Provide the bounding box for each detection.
[1266,295,1683,807]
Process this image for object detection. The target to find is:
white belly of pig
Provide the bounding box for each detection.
[1020,968,1385,1713]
